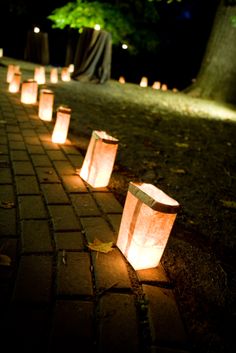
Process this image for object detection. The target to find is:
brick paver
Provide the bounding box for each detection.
[0,60,189,353]
[57,251,93,296]
[98,293,140,353]
[49,300,94,353]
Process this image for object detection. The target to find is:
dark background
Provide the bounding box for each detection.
[0,0,218,89]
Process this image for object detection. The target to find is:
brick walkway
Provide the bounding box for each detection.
[0,59,189,353]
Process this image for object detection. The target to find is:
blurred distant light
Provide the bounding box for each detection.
[152,81,161,90]
[34,27,40,33]
[140,77,148,87]
[61,67,71,82]
[68,64,74,73]
[161,84,168,91]
[122,43,128,50]
[0,48,3,57]
[94,24,101,31]
[119,76,125,84]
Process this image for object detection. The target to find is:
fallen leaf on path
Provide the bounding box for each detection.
[0,201,15,209]
[220,200,236,209]
[0,254,11,266]
[88,238,114,253]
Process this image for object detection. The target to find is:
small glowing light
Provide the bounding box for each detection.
[50,68,58,83]
[0,48,3,58]
[119,76,125,84]
[152,81,161,90]
[122,44,128,50]
[9,73,21,93]
[6,65,20,83]
[34,66,46,85]
[68,64,74,73]
[34,27,40,33]
[20,79,38,104]
[61,67,71,82]
[52,106,71,144]
[94,24,101,31]
[140,77,148,88]
[38,89,54,121]
[161,84,168,91]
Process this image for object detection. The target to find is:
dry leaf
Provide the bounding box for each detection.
[175,142,189,148]
[170,168,186,174]
[0,254,11,266]
[88,238,114,253]
[220,200,236,209]
[0,201,15,209]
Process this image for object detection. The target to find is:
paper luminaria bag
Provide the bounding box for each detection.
[34,66,46,85]
[38,89,54,121]
[51,106,71,144]
[116,182,180,270]
[9,72,21,93]
[79,130,119,188]
[61,67,71,81]
[50,68,58,83]
[6,64,20,83]
[140,76,148,87]
[20,79,38,104]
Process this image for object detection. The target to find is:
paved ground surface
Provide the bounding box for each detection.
[0,58,190,353]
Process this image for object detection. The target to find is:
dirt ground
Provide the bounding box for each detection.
[2,57,236,353]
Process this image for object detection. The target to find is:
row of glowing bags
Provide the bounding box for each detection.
[7,68,179,271]
[7,64,72,87]
[79,131,179,271]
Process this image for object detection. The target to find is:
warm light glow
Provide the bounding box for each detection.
[52,106,71,144]
[68,64,74,73]
[34,66,46,85]
[20,80,38,104]
[161,84,168,91]
[38,89,54,121]
[152,81,161,90]
[34,27,40,33]
[117,182,179,270]
[6,65,20,83]
[80,130,119,188]
[94,24,101,31]
[50,68,58,83]
[21,79,38,104]
[61,67,71,82]
[9,73,21,93]
[122,43,128,49]
[140,77,148,87]
[0,48,3,58]
[119,76,125,84]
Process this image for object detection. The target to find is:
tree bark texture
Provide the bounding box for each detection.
[187,0,236,104]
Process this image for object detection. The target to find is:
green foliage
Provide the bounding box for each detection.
[231,14,236,26]
[48,0,134,45]
[48,0,161,53]
[147,0,182,3]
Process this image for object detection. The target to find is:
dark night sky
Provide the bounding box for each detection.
[0,0,219,88]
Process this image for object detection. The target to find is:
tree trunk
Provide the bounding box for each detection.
[186,0,236,104]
